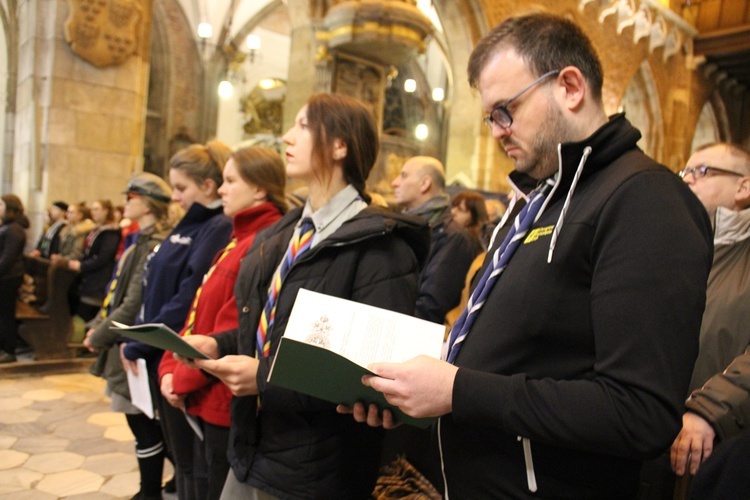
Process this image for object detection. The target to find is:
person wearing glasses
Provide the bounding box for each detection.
[670,143,750,477]
[345,12,713,499]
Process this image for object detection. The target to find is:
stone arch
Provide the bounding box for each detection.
[690,98,723,153]
[0,1,18,193]
[431,0,494,189]
[148,0,205,175]
[620,62,663,161]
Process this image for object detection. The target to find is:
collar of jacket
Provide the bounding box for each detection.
[260,205,431,270]
[714,206,750,246]
[405,194,451,227]
[232,202,283,241]
[544,113,642,207]
[135,223,169,243]
[177,201,226,227]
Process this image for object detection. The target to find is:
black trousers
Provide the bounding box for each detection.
[159,393,198,500]
[0,275,23,354]
[194,419,231,500]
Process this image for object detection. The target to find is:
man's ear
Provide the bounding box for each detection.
[735,176,750,208]
[556,66,586,112]
[419,174,433,195]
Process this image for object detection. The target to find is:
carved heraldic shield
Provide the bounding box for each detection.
[64,0,144,68]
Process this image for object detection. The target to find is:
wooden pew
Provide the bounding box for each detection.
[16,256,78,360]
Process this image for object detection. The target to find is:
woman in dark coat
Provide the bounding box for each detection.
[67,199,122,321]
[180,93,430,499]
[0,194,29,363]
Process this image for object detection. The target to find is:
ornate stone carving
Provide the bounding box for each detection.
[64,0,144,67]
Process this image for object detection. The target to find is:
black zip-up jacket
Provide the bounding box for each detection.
[214,205,430,499]
[440,114,713,499]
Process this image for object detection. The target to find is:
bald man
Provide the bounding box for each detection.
[392,156,478,324]
[680,142,750,392]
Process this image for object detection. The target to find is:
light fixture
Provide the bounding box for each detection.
[218,80,234,99]
[198,22,213,40]
[404,79,417,93]
[258,78,281,90]
[415,123,429,140]
[245,34,261,63]
[432,87,445,102]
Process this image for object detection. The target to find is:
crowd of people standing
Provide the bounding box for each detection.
[2,11,749,500]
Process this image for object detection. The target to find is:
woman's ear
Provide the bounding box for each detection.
[255,187,269,203]
[332,139,348,162]
[201,178,218,196]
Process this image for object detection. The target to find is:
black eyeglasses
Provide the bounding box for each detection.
[679,165,745,180]
[483,70,561,129]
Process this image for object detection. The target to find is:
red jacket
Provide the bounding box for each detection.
[159,202,282,426]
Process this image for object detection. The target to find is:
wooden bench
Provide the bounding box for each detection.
[16,256,79,360]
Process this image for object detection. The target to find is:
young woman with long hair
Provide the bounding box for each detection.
[121,140,234,500]
[180,93,430,499]
[158,146,288,499]
[67,199,122,321]
[83,173,174,500]
[0,194,30,363]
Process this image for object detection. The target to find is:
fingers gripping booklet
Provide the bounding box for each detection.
[267,288,445,428]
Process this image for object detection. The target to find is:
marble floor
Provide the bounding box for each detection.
[0,368,174,499]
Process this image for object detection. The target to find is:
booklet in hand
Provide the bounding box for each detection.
[268,289,445,428]
[110,321,211,360]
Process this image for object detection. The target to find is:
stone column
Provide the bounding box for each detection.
[14,0,153,243]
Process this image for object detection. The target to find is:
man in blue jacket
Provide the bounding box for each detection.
[348,12,713,499]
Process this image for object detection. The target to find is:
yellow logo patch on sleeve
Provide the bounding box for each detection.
[524,225,554,244]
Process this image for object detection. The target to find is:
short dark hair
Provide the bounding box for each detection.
[306,93,379,203]
[468,12,604,101]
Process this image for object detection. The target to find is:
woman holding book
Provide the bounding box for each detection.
[179,93,430,498]
[84,173,173,500]
[157,146,287,499]
[121,140,234,500]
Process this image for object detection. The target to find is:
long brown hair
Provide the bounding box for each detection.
[230,147,288,215]
[306,93,379,203]
[1,194,24,222]
[93,199,116,224]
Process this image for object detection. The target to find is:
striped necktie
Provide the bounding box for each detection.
[256,217,315,357]
[446,178,555,363]
[183,238,237,336]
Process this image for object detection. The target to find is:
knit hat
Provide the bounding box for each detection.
[52,201,68,211]
[123,172,172,203]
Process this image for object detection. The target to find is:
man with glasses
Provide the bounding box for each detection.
[346,12,713,499]
[669,143,750,480]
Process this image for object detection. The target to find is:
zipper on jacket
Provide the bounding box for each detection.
[518,436,538,493]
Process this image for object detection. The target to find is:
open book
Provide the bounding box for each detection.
[110,321,210,360]
[268,289,445,428]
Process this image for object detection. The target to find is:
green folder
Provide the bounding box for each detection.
[110,321,211,360]
[268,337,435,429]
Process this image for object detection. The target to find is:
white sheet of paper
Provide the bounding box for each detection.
[126,358,154,419]
[183,410,204,441]
[283,289,444,368]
